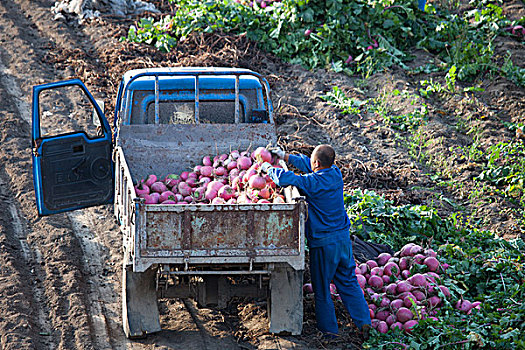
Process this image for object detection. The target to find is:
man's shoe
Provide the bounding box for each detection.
[361,324,371,341]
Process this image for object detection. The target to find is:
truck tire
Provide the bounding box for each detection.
[122,264,161,338]
[268,265,303,335]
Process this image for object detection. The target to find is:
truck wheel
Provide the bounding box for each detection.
[268,265,303,335]
[122,264,161,338]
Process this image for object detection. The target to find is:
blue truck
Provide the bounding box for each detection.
[31,67,306,338]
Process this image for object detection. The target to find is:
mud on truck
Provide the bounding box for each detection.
[31,67,307,338]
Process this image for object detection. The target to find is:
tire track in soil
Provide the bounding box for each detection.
[65,208,147,350]
[0,170,56,350]
[0,0,142,346]
[182,298,214,349]
[0,173,47,350]
[0,0,102,348]
[0,1,157,349]
[0,83,96,348]
[0,45,56,349]
[66,211,115,350]
[0,1,239,348]
[0,8,126,346]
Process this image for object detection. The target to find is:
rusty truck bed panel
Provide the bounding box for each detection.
[142,203,300,253]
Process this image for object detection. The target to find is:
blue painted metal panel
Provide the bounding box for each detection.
[113,68,273,127]
[135,92,250,124]
[33,133,113,215]
[32,79,114,216]
[126,75,263,92]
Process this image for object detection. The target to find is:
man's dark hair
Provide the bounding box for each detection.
[313,144,335,167]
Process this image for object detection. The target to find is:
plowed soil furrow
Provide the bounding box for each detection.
[0,172,42,350]
[0,44,56,350]
[0,1,103,348]
[66,208,134,350]
[0,1,249,349]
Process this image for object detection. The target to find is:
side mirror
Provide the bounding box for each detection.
[92,99,104,126]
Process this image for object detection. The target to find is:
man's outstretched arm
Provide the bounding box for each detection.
[269,147,312,173]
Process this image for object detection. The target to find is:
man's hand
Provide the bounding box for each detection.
[268,147,286,159]
[260,162,273,174]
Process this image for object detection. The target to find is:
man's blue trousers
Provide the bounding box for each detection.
[309,241,371,334]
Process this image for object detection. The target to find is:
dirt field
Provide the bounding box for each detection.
[0,0,523,349]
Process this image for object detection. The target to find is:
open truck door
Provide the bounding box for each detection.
[32,79,113,216]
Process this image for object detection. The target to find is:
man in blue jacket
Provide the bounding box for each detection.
[261,144,371,339]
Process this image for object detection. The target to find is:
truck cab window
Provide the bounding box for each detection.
[146,101,196,124]
[144,101,246,124]
[130,89,258,125]
[39,85,103,139]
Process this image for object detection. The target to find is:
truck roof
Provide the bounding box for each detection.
[122,67,265,91]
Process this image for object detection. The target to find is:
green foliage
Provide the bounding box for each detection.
[125,16,178,52]
[477,139,525,201]
[345,189,525,349]
[370,90,428,132]
[419,65,485,97]
[445,64,457,92]
[345,189,439,248]
[320,86,366,116]
[382,105,428,132]
[500,53,525,87]
[123,0,524,85]
[419,78,446,97]
[322,86,428,133]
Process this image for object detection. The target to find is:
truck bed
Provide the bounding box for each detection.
[114,124,306,273]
